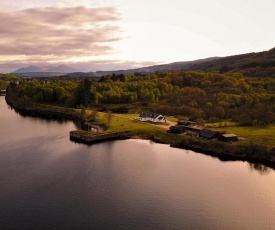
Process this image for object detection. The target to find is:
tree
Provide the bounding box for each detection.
[255,104,274,125]
[90,110,98,122]
[80,106,86,119]
[43,88,54,102]
[106,110,113,125]
[75,79,91,107]
[239,114,253,126]
[54,86,66,103]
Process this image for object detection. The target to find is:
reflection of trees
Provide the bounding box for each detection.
[249,163,271,175]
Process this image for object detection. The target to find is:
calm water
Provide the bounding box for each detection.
[1,96,275,230]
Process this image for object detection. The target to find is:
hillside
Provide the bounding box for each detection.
[14,72,67,77]
[97,47,275,77]
[94,47,275,77]
[10,47,275,78]
[189,47,275,77]
[94,57,220,76]
[61,47,275,78]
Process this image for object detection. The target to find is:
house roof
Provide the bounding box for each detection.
[178,120,196,126]
[187,126,204,132]
[186,131,198,136]
[221,134,237,138]
[140,111,163,119]
[170,126,182,130]
[199,129,220,138]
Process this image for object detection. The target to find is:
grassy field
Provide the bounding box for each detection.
[113,114,275,149]
[77,108,275,150]
[208,123,275,149]
[206,120,275,139]
[81,110,178,143]
[91,111,275,134]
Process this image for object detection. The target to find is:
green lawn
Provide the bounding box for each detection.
[211,124,275,149]
[84,110,164,135]
[83,108,275,149]
[211,124,275,138]
[108,114,164,133]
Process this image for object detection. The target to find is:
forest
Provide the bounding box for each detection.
[6,70,275,126]
[0,74,18,90]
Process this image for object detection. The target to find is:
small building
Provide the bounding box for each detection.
[178,120,196,126]
[219,134,238,142]
[169,126,184,134]
[138,111,167,123]
[184,125,204,133]
[199,129,220,140]
[186,131,198,137]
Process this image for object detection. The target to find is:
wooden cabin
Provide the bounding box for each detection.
[219,134,238,142]
[169,126,184,134]
[199,129,220,140]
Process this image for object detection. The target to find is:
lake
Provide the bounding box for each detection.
[1,96,275,229]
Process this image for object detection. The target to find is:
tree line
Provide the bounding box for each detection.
[8,70,275,125]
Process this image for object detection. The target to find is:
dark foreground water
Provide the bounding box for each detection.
[1,97,275,230]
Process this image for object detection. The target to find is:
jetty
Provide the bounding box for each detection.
[70,130,130,144]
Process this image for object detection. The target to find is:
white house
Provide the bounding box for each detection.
[137,111,167,123]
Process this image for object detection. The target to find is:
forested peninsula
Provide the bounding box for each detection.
[3,62,275,167]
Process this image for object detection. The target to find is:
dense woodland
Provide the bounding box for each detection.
[6,70,275,126]
[0,74,18,90]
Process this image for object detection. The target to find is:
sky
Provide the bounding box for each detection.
[0,0,275,73]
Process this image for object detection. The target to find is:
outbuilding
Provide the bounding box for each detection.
[178,120,196,126]
[169,126,184,134]
[199,129,220,140]
[219,134,238,142]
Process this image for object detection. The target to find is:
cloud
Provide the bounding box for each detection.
[0,6,122,61]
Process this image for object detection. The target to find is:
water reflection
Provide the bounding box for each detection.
[248,163,271,175]
[2,98,275,229]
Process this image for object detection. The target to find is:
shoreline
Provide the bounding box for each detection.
[5,92,275,170]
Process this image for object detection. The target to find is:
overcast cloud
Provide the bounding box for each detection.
[1,0,275,73]
[0,6,122,63]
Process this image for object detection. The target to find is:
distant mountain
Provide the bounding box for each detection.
[12,64,78,76]
[47,65,78,73]
[13,65,43,73]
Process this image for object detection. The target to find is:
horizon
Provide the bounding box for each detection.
[1,0,275,73]
[10,56,220,73]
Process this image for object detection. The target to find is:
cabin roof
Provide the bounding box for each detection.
[178,120,196,125]
[199,129,219,138]
[186,131,197,136]
[221,134,237,138]
[170,126,182,130]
